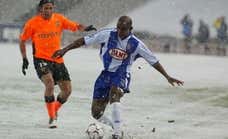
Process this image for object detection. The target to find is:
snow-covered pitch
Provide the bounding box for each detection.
[0,43,228,139]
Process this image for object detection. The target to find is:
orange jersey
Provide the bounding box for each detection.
[20,13,80,63]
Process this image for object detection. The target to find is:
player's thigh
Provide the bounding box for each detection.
[41,73,55,96]
[41,73,54,86]
[34,58,52,80]
[109,86,124,103]
[91,99,109,119]
[52,63,71,83]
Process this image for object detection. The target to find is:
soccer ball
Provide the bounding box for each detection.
[86,123,104,139]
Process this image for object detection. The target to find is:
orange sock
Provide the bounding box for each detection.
[55,101,62,113]
[46,102,56,119]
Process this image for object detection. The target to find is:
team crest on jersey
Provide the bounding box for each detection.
[109,48,128,60]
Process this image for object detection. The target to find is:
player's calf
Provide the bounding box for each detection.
[92,99,114,128]
[57,80,72,102]
[91,99,107,119]
[92,109,104,120]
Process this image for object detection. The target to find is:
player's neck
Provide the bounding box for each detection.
[119,33,131,40]
[39,13,53,20]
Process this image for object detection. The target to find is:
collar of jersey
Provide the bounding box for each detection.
[118,33,132,41]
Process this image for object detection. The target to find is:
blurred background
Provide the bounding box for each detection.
[0,0,228,56]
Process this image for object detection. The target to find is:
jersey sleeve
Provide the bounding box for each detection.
[136,41,159,66]
[20,21,33,41]
[84,29,110,46]
[61,15,79,32]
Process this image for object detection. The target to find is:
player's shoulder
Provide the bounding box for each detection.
[27,15,38,22]
[52,13,65,19]
[130,34,145,46]
[24,15,40,27]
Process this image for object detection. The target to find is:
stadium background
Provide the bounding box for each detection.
[0,0,227,55]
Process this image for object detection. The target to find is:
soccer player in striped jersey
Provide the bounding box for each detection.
[52,16,184,139]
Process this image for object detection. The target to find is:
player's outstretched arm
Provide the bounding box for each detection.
[152,62,184,86]
[52,37,85,59]
[78,24,97,32]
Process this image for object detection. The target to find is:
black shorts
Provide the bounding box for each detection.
[33,57,71,84]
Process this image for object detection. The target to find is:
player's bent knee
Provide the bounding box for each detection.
[59,88,72,101]
[109,86,124,103]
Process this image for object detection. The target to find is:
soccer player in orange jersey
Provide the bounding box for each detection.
[19,0,96,128]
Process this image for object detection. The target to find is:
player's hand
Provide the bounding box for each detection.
[84,25,97,32]
[52,49,66,59]
[22,58,29,75]
[167,76,184,86]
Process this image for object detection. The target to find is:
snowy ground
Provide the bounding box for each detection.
[0,43,228,139]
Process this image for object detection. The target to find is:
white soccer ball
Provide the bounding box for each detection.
[86,123,104,139]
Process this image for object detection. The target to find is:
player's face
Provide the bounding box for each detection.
[117,22,131,39]
[40,3,54,20]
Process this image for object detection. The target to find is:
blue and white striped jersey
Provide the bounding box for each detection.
[84,28,158,73]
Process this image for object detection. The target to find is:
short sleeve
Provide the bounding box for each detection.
[20,21,33,41]
[136,41,159,66]
[61,15,79,32]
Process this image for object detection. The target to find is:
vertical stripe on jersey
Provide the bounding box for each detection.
[100,42,105,55]
[116,37,139,74]
[103,31,118,70]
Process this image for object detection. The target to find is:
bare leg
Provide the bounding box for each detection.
[41,73,57,128]
[91,99,114,127]
[56,81,72,113]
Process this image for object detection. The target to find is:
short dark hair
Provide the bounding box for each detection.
[39,0,54,7]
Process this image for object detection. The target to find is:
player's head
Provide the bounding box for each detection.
[38,0,55,19]
[116,16,133,39]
